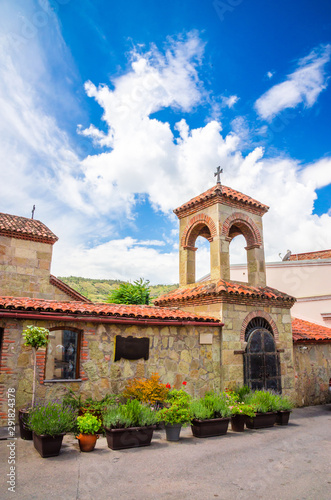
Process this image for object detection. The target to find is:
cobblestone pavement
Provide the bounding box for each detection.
[1,404,330,500]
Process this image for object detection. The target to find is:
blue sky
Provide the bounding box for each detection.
[0,0,331,284]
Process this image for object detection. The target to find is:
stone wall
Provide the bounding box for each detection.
[0,234,76,301]
[0,318,221,426]
[293,343,331,406]
[177,299,295,398]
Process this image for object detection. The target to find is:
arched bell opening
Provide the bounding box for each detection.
[229,234,248,283]
[195,235,211,281]
[222,214,266,287]
[180,218,216,285]
[244,318,281,393]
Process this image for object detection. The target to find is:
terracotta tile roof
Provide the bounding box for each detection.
[0,212,58,244]
[292,317,331,343]
[0,296,220,324]
[173,185,269,217]
[49,275,91,303]
[154,280,295,305]
[289,249,331,261]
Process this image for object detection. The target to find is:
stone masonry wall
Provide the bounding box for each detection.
[0,234,75,301]
[293,343,331,406]
[176,300,295,399]
[0,318,221,426]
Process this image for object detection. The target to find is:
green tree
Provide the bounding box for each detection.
[107,278,150,305]
[22,325,49,407]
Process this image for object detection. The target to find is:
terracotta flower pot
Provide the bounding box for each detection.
[33,432,65,458]
[191,417,230,438]
[76,433,99,452]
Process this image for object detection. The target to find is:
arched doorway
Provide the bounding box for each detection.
[244,319,281,393]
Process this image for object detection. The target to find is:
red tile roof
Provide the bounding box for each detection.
[292,317,331,343]
[50,275,91,303]
[289,249,331,261]
[174,184,269,217]
[154,280,295,305]
[0,212,58,244]
[0,296,220,324]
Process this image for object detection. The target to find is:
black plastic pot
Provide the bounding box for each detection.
[165,423,182,441]
[19,409,33,440]
[275,410,291,425]
[33,432,65,458]
[246,412,277,429]
[231,414,247,432]
[191,417,230,438]
[105,426,155,450]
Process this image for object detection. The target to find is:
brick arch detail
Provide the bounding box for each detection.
[221,212,262,248]
[240,310,279,343]
[181,214,217,248]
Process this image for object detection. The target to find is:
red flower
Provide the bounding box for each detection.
[166,383,171,389]
[182,381,187,386]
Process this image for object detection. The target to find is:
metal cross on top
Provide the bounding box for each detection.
[214,166,223,184]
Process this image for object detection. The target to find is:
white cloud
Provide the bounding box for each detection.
[52,237,179,285]
[300,158,331,190]
[255,45,331,121]
[221,95,239,108]
[0,9,331,285]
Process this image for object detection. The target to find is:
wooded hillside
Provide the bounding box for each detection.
[57,276,178,303]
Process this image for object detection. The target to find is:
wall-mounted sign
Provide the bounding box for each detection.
[199,333,213,345]
[114,335,150,362]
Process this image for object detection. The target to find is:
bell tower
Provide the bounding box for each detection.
[174,178,269,287]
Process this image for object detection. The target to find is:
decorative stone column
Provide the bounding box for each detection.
[179,246,197,286]
[247,246,266,287]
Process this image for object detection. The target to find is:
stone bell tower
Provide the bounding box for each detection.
[155,174,296,397]
[174,176,269,287]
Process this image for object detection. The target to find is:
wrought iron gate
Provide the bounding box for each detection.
[244,327,281,393]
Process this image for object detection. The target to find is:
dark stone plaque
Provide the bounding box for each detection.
[114,335,150,362]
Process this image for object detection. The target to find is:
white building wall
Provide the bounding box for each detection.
[231,259,331,326]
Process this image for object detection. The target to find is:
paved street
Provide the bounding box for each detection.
[1,405,330,500]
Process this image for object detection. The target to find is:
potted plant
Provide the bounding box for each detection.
[157,385,192,441]
[123,373,170,407]
[226,390,255,432]
[28,401,76,457]
[102,399,158,450]
[244,390,279,429]
[19,325,49,440]
[76,413,101,452]
[190,392,232,438]
[274,395,294,425]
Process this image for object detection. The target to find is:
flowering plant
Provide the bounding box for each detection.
[226,390,255,418]
[28,401,76,437]
[123,373,169,404]
[157,382,191,425]
[165,383,190,405]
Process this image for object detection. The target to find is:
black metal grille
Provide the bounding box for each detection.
[244,325,282,393]
[245,317,273,341]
